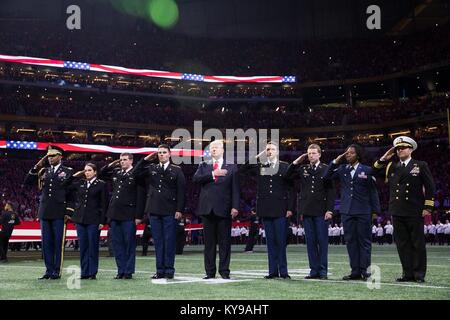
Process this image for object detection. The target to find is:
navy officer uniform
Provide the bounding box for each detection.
[24,146,73,279]
[133,155,186,279]
[64,170,108,279]
[285,160,335,279]
[373,136,435,282]
[240,159,295,279]
[323,145,380,280]
[99,156,145,279]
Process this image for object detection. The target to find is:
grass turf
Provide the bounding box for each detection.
[0,244,449,300]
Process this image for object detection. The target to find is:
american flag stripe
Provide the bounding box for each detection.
[204,75,285,83]
[2,140,204,157]
[6,222,246,242]
[0,54,296,83]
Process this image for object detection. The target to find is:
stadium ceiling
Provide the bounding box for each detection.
[388,0,450,35]
[0,0,449,39]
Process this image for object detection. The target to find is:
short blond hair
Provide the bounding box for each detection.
[308,144,322,154]
[210,140,224,148]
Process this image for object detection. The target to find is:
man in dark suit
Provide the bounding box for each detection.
[99,153,145,279]
[133,145,186,279]
[244,208,259,253]
[24,145,73,279]
[373,136,435,283]
[240,142,294,279]
[323,144,380,280]
[0,203,21,263]
[193,140,240,279]
[285,144,335,280]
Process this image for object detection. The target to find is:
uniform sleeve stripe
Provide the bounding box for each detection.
[424,200,434,207]
[374,161,385,169]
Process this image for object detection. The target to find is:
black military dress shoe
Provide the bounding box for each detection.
[415,278,425,283]
[304,275,320,279]
[165,274,174,279]
[280,274,291,279]
[114,274,124,279]
[220,274,230,280]
[319,275,328,280]
[123,274,133,279]
[264,274,279,279]
[151,273,165,279]
[203,275,215,279]
[342,274,362,281]
[89,275,97,280]
[49,275,61,280]
[80,276,90,280]
[38,274,51,280]
[361,273,371,281]
[396,276,414,282]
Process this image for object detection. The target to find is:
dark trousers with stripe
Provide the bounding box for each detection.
[76,223,100,277]
[303,215,329,277]
[393,215,426,280]
[263,216,288,277]
[150,215,177,276]
[41,219,64,276]
[111,220,136,275]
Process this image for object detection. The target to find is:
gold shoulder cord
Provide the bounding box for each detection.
[38,168,46,190]
[385,162,393,183]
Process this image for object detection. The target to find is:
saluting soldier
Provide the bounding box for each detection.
[285,144,335,280]
[240,142,295,279]
[24,145,73,279]
[99,153,145,280]
[133,144,186,279]
[323,144,380,281]
[64,163,108,280]
[373,136,435,283]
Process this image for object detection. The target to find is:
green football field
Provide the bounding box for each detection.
[1,244,449,300]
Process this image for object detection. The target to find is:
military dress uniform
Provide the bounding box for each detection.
[373,136,435,281]
[24,153,73,279]
[133,159,186,279]
[285,161,336,279]
[323,160,380,279]
[64,176,108,279]
[99,164,145,279]
[240,160,295,279]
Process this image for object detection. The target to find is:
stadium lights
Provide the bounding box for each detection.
[389,130,410,138]
[186,138,210,142]
[16,129,36,133]
[93,133,113,138]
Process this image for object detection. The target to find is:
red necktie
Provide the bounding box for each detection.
[213,161,219,183]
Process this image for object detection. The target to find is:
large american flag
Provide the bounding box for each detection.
[0,54,296,83]
[0,140,204,157]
